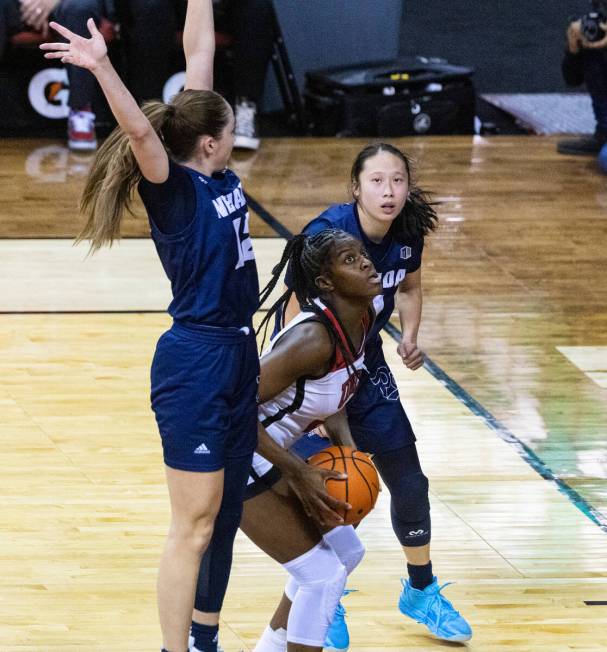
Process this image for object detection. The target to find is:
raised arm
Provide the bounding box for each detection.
[183,0,215,91]
[41,20,168,183]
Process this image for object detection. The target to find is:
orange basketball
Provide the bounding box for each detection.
[308,445,380,525]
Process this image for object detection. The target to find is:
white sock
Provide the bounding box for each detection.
[252,625,287,652]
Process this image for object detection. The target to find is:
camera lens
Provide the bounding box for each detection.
[582,12,605,41]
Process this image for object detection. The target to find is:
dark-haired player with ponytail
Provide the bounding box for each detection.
[195,228,382,652]
[281,144,472,648]
[41,3,260,652]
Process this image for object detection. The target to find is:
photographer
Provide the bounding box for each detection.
[557,4,607,155]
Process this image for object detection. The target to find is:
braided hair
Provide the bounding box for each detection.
[258,228,360,374]
[350,142,439,242]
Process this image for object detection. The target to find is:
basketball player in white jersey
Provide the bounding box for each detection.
[194,228,382,652]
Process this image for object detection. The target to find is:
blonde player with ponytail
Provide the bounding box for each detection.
[42,4,260,652]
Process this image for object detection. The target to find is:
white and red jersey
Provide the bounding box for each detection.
[252,297,373,478]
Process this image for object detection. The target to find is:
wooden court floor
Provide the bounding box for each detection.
[1,135,606,651]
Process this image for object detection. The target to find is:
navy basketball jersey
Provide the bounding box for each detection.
[301,203,423,341]
[142,162,259,327]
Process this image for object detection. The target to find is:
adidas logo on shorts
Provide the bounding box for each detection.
[194,443,211,455]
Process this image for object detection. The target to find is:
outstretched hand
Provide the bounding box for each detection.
[40,18,107,71]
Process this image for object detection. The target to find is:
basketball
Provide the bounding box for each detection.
[308,445,380,525]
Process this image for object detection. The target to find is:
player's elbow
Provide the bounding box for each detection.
[127,122,154,143]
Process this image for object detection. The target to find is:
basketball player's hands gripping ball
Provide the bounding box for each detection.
[286,459,353,528]
[40,18,107,71]
[308,445,380,526]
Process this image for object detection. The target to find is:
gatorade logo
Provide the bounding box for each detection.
[28,68,70,119]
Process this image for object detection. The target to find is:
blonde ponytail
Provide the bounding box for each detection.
[76,101,171,251]
[76,89,230,252]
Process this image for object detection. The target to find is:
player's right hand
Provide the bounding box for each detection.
[287,463,350,529]
[40,19,108,71]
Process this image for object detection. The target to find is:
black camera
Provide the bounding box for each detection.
[581,0,607,42]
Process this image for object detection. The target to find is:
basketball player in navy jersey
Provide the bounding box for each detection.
[280,144,472,648]
[42,3,260,652]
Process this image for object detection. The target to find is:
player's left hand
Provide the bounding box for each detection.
[287,462,350,528]
[397,339,424,370]
[40,19,108,71]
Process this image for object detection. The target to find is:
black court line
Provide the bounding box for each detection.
[246,191,607,536]
[585,601,607,606]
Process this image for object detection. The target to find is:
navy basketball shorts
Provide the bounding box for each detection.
[291,338,416,459]
[150,321,259,472]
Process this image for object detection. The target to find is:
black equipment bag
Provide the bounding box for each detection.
[304,56,475,137]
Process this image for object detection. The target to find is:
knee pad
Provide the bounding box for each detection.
[373,446,431,547]
[323,525,365,575]
[389,471,431,547]
[283,542,347,646]
[284,574,298,602]
[284,526,364,602]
